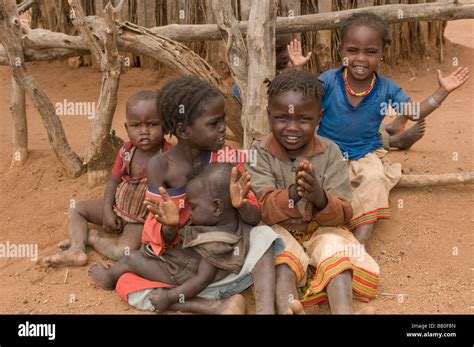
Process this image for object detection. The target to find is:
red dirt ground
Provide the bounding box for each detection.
[0,20,472,314]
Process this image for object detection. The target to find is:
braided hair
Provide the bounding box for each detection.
[339,12,391,47]
[157,76,222,135]
[265,69,324,104]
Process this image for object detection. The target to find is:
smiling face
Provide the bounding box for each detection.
[125,99,163,151]
[268,90,321,158]
[341,25,385,81]
[180,95,226,152]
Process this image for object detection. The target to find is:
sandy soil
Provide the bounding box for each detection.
[0,20,472,314]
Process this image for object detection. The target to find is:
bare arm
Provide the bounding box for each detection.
[400,67,469,121]
[102,176,122,231]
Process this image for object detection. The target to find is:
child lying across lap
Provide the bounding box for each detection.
[42,91,171,267]
[89,163,270,314]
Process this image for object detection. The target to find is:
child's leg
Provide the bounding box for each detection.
[88,250,173,290]
[388,119,426,150]
[42,200,103,267]
[88,223,143,261]
[251,246,276,314]
[326,270,353,314]
[149,291,246,314]
[275,264,304,314]
[353,223,375,245]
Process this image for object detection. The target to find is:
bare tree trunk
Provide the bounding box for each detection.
[69,0,123,186]
[137,0,158,69]
[239,0,250,20]
[315,0,332,72]
[243,0,278,149]
[211,0,248,100]
[10,76,28,167]
[205,0,229,76]
[0,0,84,177]
[396,172,474,188]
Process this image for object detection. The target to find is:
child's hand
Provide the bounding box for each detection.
[288,38,312,69]
[437,67,469,93]
[229,166,251,209]
[296,160,320,201]
[103,208,122,233]
[148,288,173,313]
[144,187,180,226]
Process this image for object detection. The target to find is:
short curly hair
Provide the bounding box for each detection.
[265,69,324,104]
[156,76,222,135]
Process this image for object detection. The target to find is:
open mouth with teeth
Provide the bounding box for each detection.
[283,135,301,144]
[352,66,369,75]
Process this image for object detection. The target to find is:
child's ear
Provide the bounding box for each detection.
[212,199,224,217]
[175,122,190,140]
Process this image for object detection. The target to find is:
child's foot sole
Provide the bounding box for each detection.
[41,249,88,268]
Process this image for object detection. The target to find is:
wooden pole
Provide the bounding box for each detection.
[243,0,278,149]
[69,0,123,186]
[396,172,474,188]
[0,0,84,177]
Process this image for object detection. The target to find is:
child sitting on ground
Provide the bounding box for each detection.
[285,35,427,151]
[42,91,171,267]
[89,163,270,314]
[246,69,380,314]
[316,12,469,245]
[113,76,283,314]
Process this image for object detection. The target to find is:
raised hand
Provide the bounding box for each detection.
[288,38,312,69]
[144,187,180,226]
[229,166,251,209]
[437,66,469,93]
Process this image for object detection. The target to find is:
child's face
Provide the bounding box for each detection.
[187,186,223,226]
[341,25,385,81]
[276,35,293,72]
[268,90,321,157]
[125,99,163,151]
[185,95,226,152]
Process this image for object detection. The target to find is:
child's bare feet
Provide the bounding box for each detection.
[275,265,305,314]
[88,262,115,290]
[283,299,305,315]
[389,120,426,150]
[58,239,70,250]
[42,248,88,267]
[220,294,246,314]
[385,116,408,135]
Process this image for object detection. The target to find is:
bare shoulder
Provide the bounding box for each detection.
[147,151,171,188]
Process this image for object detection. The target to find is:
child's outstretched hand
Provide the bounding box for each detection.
[144,187,180,226]
[437,67,469,93]
[288,38,312,69]
[229,166,251,209]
